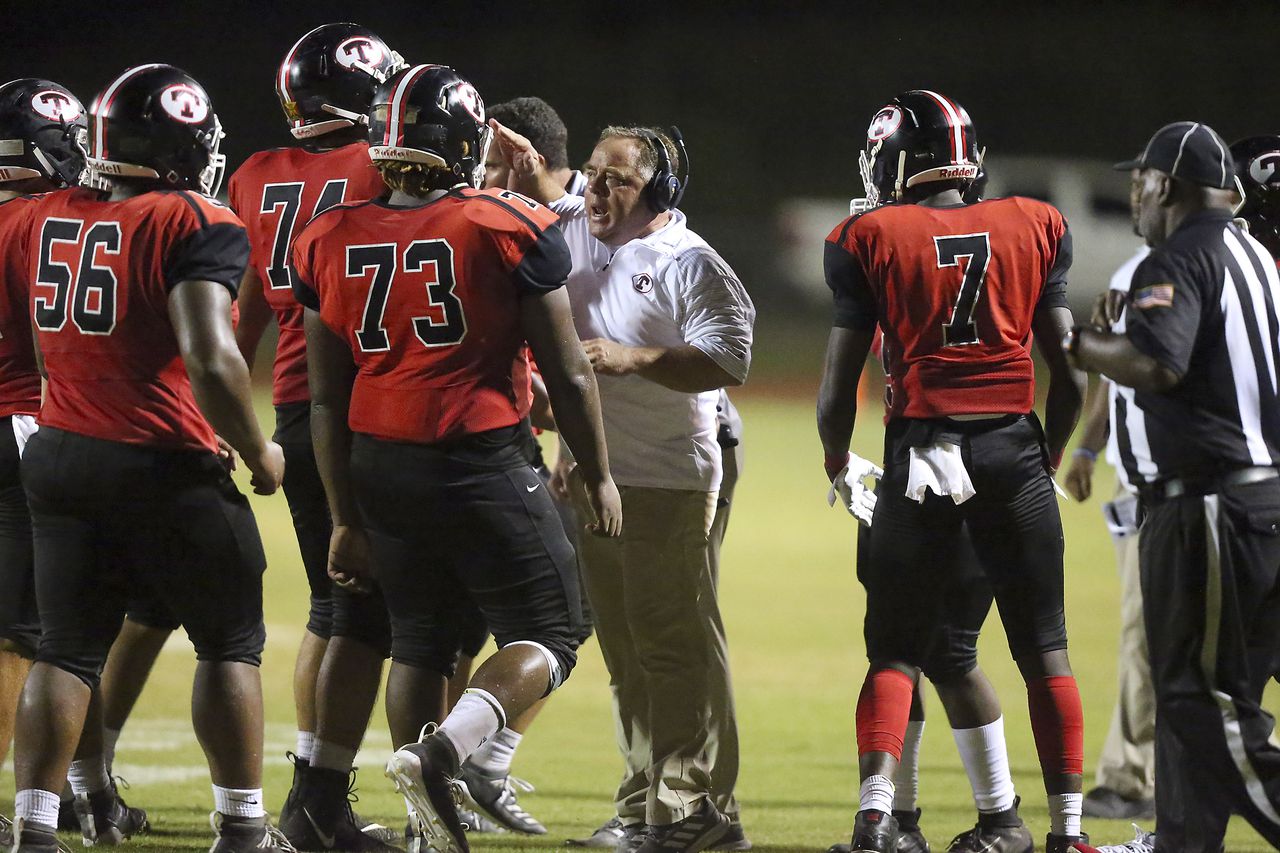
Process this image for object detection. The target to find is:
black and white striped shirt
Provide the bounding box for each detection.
[1122,208,1280,482]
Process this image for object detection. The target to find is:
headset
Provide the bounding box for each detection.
[639,126,689,212]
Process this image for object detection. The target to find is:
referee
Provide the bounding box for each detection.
[1066,121,1280,853]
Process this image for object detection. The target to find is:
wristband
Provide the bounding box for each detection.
[1072,447,1098,462]
[825,451,850,481]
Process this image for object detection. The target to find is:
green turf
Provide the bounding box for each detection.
[3,392,1277,851]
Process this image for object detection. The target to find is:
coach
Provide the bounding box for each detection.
[492,120,754,853]
[1067,122,1280,852]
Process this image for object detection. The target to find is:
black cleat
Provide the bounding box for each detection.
[850,809,899,853]
[946,799,1032,853]
[277,764,398,852]
[386,727,467,853]
[1081,788,1154,821]
[11,818,72,853]
[209,813,297,852]
[710,821,753,851]
[633,799,729,853]
[1045,834,1090,853]
[893,809,929,853]
[458,763,546,835]
[73,787,150,846]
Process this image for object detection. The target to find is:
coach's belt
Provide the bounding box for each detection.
[1155,466,1279,500]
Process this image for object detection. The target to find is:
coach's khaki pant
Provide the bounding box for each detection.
[1093,484,1156,800]
[578,467,741,827]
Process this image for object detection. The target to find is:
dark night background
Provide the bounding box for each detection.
[5,0,1278,376]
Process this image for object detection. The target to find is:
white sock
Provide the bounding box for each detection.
[439,689,504,762]
[467,727,522,776]
[212,786,266,819]
[15,789,61,830]
[952,716,1017,813]
[857,773,895,815]
[103,727,122,775]
[311,739,358,774]
[892,720,924,812]
[1048,792,1083,837]
[67,755,112,796]
[295,730,316,763]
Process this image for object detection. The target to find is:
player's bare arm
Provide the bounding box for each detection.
[583,339,740,392]
[1061,377,1111,502]
[491,119,565,205]
[302,306,371,585]
[816,325,875,476]
[1066,326,1180,392]
[520,287,622,537]
[169,279,284,495]
[1032,304,1087,471]
[529,371,557,431]
[233,266,273,371]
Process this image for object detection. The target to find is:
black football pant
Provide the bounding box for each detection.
[0,416,37,657]
[1140,479,1280,852]
[863,415,1067,668]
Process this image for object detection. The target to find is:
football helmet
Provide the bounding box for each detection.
[85,64,225,195]
[1230,134,1280,257]
[368,65,490,189]
[0,78,87,187]
[858,89,982,208]
[277,23,405,140]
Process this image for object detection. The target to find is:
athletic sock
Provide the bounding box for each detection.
[67,755,112,796]
[14,789,61,829]
[103,727,122,775]
[1048,792,1083,837]
[439,688,505,763]
[311,739,358,774]
[1026,676,1085,779]
[212,785,266,819]
[467,727,522,776]
[855,669,915,759]
[858,774,896,815]
[892,720,924,812]
[295,730,316,763]
[951,716,1017,813]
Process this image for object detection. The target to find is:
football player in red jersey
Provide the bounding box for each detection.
[9,64,288,853]
[0,77,156,847]
[227,23,406,849]
[293,64,620,853]
[817,91,1088,853]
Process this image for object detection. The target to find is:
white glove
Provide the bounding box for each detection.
[827,452,884,527]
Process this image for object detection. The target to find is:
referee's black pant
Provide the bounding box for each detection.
[1140,478,1280,852]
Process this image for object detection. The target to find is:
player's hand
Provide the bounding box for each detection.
[583,338,637,376]
[489,119,546,185]
[328,524,372,594]
[549,452,574,503]
[1062,452,1095,502]
[827,451,883,527]
[214,435,237,473]
[245,441,285,496]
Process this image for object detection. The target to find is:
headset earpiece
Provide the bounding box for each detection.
[640,126,688,213]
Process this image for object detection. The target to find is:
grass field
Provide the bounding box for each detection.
[3,389,1277,852]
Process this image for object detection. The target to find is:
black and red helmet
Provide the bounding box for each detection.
[368,65,490,189]
[86,64,225,195]
[1230,135,1280,258]
[0,78,87,187]
[858,89,982,207]
[276,23,405,140]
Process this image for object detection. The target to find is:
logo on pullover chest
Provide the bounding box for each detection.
[632,273,654,294]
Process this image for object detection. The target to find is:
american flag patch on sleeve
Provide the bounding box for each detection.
[1132,284,1175,309]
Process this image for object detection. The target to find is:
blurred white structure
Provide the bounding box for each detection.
[776,156,1142,314]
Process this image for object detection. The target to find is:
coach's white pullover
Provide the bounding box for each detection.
[550,194,754,492]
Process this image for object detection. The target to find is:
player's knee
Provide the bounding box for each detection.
[33,650,103,689]
[390,646,459,679]
[190,621,266,668]
[305,594,335,640]
[502,639,576,694]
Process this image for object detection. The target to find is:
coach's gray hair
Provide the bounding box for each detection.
[598,126,680,180]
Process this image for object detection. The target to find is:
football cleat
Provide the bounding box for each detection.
[849,809,899,853]
[0,814,13,849]
[633,799,729,853]
[893,809,928,853]
[385,726,468,853]
[11,817,73,853]
[458,763,546,834]
[565,816,643,848]
[1081,787,1155,821]
[208,813,297,852]
[711,821,753,851]
[276,763,398,852]
[73,787,149,846]
[1066,825,1155,853]
[1045,833,1089,853]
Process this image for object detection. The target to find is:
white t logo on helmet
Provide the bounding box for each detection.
[159,84,209,124]
[30,90,81,122]
[1249,152,1280,187]
[867,106,902,142]
[336,37,384,71]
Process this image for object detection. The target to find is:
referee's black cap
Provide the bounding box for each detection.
[1115,121,1236,189]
